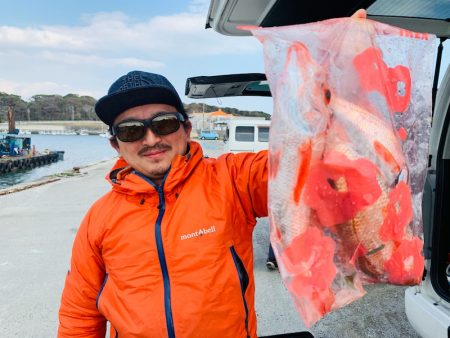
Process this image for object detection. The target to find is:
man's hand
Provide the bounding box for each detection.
[351,9,367,19]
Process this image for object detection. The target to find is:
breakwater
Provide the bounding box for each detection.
[0,120,108,135]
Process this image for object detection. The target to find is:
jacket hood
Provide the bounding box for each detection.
[106,141,204,195]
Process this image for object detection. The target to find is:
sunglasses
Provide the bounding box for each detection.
[112,112,186,142]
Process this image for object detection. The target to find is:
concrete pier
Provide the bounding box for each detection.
[0,141,420,337]
[0,152,63,175]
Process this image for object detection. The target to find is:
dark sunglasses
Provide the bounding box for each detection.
[111,112,186,142]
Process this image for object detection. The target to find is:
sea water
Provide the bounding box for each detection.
[0,135,225,189]
[0,134,117,189]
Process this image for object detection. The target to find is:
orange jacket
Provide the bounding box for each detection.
[58,141,268,338]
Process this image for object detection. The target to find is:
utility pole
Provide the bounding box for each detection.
[202,103,205,130]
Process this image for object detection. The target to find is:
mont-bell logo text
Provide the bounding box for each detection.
[180,226,216,241]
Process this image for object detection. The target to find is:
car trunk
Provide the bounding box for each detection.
[198,0,450,310]
[429,64,450,303]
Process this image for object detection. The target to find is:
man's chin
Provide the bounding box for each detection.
[139,167,170,182]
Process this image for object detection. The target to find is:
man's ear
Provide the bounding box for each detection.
[184,121,193,140]
[109,137,120,153]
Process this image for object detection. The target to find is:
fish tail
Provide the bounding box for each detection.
[285,42,314,72]
[269,150,281,179]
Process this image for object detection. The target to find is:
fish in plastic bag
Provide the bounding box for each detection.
[248,18,437,327]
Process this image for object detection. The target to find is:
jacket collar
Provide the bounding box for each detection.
[107,141,204,195]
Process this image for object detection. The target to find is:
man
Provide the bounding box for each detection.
[58,70,268,338]
[58,10,368,337]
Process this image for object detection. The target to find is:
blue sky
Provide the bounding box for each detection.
[0,0,272,113]
[0,0,448,115]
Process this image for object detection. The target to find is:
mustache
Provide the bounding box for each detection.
[138,144,172,156]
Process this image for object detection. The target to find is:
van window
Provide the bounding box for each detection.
[236,126,255,142]
[258,126,270,142]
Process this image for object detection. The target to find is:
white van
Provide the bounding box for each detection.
[223,119,270,153]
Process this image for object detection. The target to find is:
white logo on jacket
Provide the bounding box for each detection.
[180,226,216,240]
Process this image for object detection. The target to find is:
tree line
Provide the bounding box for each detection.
[0,93,97,122]
[0,92,271,123]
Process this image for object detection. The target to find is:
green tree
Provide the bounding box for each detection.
[0,92,28,127]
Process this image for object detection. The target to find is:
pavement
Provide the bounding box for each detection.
[0,140,420,337]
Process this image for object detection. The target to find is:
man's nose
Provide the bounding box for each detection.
[141,127,162,146]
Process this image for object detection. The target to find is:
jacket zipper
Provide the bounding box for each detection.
[135,170,176,338]
[96,273,109,309]
[155,185,175,338]
[230,246,250,337]
[96,275,120,336]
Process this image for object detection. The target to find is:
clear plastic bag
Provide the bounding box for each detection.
[249,18,437,327]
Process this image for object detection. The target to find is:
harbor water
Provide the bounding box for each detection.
[0,134,117,189]
[0,135,225,189]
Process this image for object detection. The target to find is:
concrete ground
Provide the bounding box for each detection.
[0,140,420,337]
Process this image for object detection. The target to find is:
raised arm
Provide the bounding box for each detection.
[223,150,269,220]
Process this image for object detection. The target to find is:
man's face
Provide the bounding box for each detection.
[111,103,191,185]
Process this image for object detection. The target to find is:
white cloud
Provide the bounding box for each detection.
[0,25,85,49]
[0,79,71,99]
[40,51,165,69]
[0,1,265,106]
[0,9,260,59]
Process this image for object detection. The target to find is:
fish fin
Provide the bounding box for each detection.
[293,140,312,204]
[373,140,401,174]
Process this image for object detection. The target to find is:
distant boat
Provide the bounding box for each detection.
[0,134,64,175]
[79,129,89,136]
[99,132,110,138]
